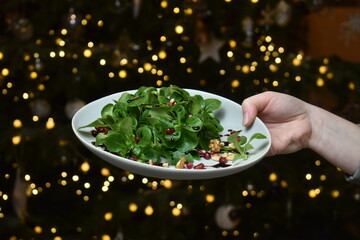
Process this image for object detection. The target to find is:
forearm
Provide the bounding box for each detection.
[307,104,360,175]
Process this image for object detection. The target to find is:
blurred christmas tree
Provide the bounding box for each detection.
[1,0,360,239]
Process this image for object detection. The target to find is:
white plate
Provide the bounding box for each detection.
[72,89,271,180]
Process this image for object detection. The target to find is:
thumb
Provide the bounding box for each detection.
[241,92,273,127]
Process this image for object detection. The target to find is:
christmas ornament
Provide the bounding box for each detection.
[133,0,142,19]
[11,17,34,41]
[215,204,241,230]
[342,11,360,44]
[108,0,131,14]
[34,58,44,71]
[12,167,29,221]
[275,0,292,27]
[30,99,51,119]
[198,35,224,63]
[65,99,86,119]
[260,5,274,31]
[242,16,254,47]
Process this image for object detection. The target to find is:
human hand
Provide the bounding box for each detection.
[241,91,312,156]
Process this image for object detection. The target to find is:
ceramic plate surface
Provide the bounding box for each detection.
[72,89,271,180]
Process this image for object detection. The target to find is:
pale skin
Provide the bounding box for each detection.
[241,91,360,175]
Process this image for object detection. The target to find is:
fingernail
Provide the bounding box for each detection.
[243,112,248,126]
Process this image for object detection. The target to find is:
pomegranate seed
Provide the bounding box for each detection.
[198,149,206,157]
[219,157,228,164]
[194,163,205,169]
[237,136,241,142]
[185,162,193,169]
[166,128,175,135]
[204,152,211,159]
[130,157,138,161]
[134,136,140,143]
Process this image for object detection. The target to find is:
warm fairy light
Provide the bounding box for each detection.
[1,68,9,76]
[242,190,248,197]
[128,173,134,180]
[104,212,113,221]
[180,57,186,63]
[158,50,167,59]
[269,64,277,72]
[72,175,79,181]
[33,115,39,122]
[97,20,104,27]
[81,19,87,25]
[30,71,38,79]
[206,194,215,203]
[184,8,193,15]
[242,65,250,74]
[292,58,301,66]
[100,59,106,65]
[260,45,266,52]
[83,49,92,58]
[24,174,31,181]
[172,207,181,216]
[173,7,180,14]
[175,25,184,34]
[142,178,148,184]
[61,172,67,178]
[152,55,158,61]
[320,175,327,181]
[219,69,226,75]
[101,168,110,176]
[267,44,274,52]
[231,79,240,88]
[23,92,29,99]
[308,189,317,198]
[275,57,281,64]
[161,0,168,8]
[251,0,259,3]
[38,83,45,91]
[278,47,285,53]
[108,176,114,182]
[34,226,42,234]
[315,160,321,166]
[331,190,340,198]
[295,76,301,82]
[118,70,127,78]
[349,81,356,90]
[129,203,138,212]
[323,57,329,64]
[305,173,312,180]
[84,182,90,189]
[272,80,279,87]
[119,58,128,65]
[265,36,272,42]
[0,52,3,60]
[102,235,111,240]
[227,51,234,58]
[12,135,21,145]
[228,39,237,48]
[319,65,327,74]
[13,119,22,128]
[142,63,151,71]
[144,205,154,215]
[46,118,55,129]
[81,161,90,172]
[269,172,277,182]
[161,179,172,189]
[316,77,325,87]
[50,51,56,58]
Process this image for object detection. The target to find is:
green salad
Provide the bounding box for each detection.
[79,85,266,169]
